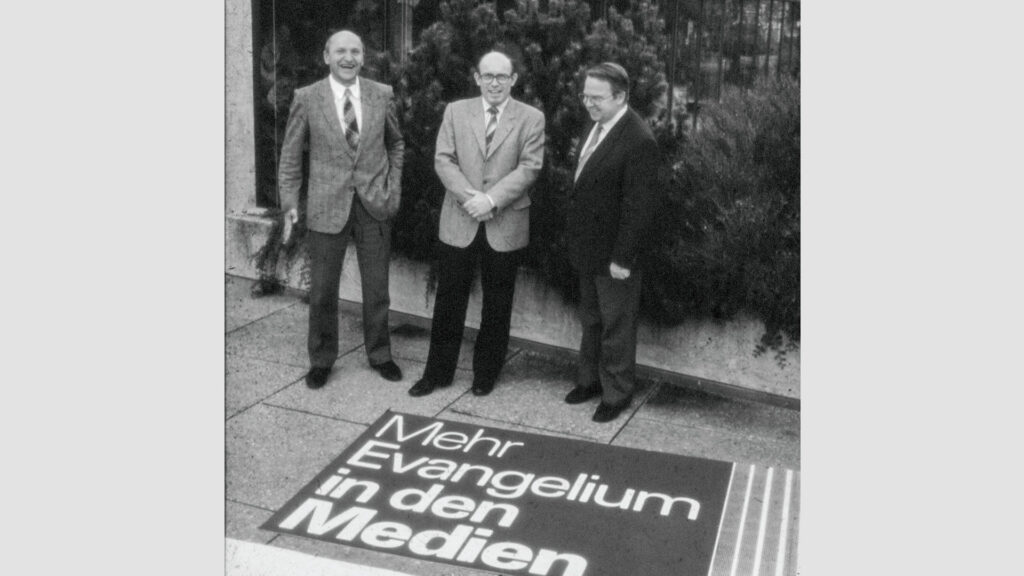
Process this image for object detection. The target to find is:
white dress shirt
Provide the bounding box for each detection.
[329,75,362,134]
[482,97,510,128]
[579,104,628,158]
[479,98,511,211]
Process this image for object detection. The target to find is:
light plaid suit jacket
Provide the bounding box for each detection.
[278,77,404,233]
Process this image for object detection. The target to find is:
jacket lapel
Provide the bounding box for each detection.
[356,80,381,163]
[469,103,487,156]
[317,79,354,158]
[573,120,593,167]
[569,122,592,194]
[575,108,634,184]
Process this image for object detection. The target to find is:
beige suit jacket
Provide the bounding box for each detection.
[434,97,545,251]
[278,77,404,233]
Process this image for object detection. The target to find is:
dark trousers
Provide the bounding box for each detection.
[423,225,521,385]
[577,271,642,406]
[306,196,392,369]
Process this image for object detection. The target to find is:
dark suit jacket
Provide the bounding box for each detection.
[566,107,662,276]
[278,77,404,233]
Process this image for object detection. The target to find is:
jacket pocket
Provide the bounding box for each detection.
[511,195,532,210]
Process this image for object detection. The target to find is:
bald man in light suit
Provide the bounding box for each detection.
[409,51,545,398]
[278,30,405,389]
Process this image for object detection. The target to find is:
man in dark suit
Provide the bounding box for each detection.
[563,62,663,423]
[408,51,545,398]
[277,30,405,389]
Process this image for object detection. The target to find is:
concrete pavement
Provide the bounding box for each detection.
[225,274,800,575]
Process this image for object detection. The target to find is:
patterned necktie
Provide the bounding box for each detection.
[485,106,498,154]
[343,88,359,149]
[574,124,603,181]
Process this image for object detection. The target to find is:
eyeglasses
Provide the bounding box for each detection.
[579,93,612,104]
[479,73,513,85]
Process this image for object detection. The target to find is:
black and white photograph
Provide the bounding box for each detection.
[225,1,800,575]
[11,2,1024,576]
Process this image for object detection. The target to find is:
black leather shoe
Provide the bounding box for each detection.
[408,378,449,397]
[250,278,283,298]
[471,378,495,396]
[592,399,631,423]
[305,367,331,389]
[371,361,403,382]
[564,385,601,405]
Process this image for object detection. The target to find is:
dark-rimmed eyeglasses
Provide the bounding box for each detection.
[579,93,612,104]
[479,73,513,85]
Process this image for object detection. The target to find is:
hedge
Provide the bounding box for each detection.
[259,0,800,359]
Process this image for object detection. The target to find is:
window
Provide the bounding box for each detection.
[251,0,433,207]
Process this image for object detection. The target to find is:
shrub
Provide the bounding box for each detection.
[256,0,801,360]
[391,0,675,299]
[648,76,800,359]
[389,0,800,358]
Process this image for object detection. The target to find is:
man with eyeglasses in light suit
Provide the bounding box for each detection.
[563,62,664,423]
[408,51,545,398]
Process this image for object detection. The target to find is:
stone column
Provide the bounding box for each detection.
[226,0,256,216]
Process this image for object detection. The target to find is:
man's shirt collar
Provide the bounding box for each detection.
[329,75,361,99]
[481,97,511,116]
[598,104,628,133]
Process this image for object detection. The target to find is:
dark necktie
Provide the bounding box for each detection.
[485,106,498,154]
[575,124,603,181]
[343,88,359,149]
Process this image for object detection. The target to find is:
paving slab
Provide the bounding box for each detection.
[272,534,497,576]
[226,275,299,333]
[226,305,365,368]
[637,384,800,444]
[226,403,367,510]
[226,353,307,419]
[265,354,473,424]
[388,323,519,372]
[612,416,800,470]
[227,500,278,544]
[435,409,596,442]
[445,350,656,443]
[227,539,417,576]
[224,279,802,574]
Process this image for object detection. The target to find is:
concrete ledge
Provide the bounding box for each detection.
[226,211,277,278]
[227,214,800,406]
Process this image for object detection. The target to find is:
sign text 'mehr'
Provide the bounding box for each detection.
[263,412,734,576]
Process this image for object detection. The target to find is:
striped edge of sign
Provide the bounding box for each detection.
[707,465,801,576]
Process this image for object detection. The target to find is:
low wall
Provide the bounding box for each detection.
[227,214,800,403]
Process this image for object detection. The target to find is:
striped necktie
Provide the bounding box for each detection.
[485,106,498,154]
[343,88,359,149]
[574,124,603,181]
